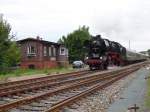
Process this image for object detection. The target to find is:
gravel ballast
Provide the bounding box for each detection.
[62,67,149,112]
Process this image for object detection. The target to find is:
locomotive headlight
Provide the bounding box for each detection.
[100,57,102,59]
[86,57,89,59]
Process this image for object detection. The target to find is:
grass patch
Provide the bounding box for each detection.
[0,66,75,81]
[145,74,150,109]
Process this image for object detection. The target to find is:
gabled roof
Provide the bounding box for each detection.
[17,37,64,46]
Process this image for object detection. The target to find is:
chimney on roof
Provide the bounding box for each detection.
[36,36,40,40]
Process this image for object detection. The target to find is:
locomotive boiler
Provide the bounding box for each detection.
[84,35,147,70]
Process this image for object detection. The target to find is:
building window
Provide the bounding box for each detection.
[27,46,36,56]
[51,46,56,57]
[44,46,47,56]
[53,47,56,56]
[60,48,65,55]
[49,47,51,56]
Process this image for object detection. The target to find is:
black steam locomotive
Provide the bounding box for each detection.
[84,35,147,70]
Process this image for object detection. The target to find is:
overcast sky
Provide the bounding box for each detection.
[0,0,150,51]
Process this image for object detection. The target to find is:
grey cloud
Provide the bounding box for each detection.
[1,0,150,51]
[92,0,150,51]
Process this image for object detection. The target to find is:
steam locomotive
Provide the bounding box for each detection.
[84,35,147,70]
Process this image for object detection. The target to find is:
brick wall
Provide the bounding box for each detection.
[18,38,69,69]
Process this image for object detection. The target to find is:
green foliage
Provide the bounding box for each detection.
[58,26,91,62]
[0,66,75,80]
[0,15,20,73]
[4,42,21,67]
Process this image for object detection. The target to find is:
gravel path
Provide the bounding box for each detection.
[107,67,149,112]
[62,67,149,112]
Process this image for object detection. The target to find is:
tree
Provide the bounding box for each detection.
[4,42,20,66]
[0,14,20,73]
[58,26,91,62]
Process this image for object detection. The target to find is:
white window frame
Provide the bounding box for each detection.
[49,47,51,56]
[44,46,47,56]
[27,45,36,56]
[60,47,66,55]
[27,46,30,54]
[53,47,56,56]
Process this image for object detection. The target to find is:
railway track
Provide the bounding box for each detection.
[0,70,94,96]
[0,62,147,112]
[0,70,90,88]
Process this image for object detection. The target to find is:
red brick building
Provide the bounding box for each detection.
[17,36,69,69]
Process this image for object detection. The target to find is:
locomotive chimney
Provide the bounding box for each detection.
[96,35,101,38]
